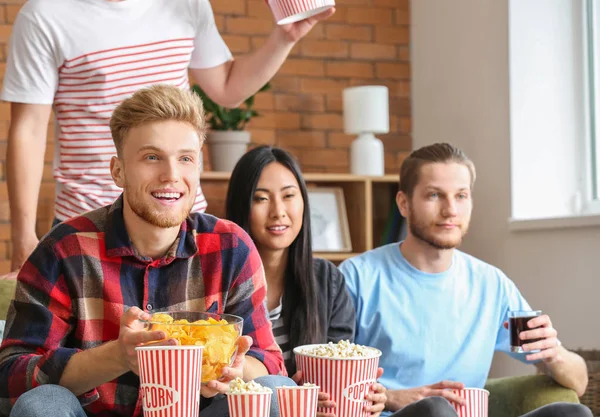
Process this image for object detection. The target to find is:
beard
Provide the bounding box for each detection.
[124,185,195,228]
[408,204,469,250]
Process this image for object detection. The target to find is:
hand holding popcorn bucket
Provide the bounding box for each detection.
[266,0,335,25]
[451,388,490,417]
[294,341,381,417]
[136,345,204,417]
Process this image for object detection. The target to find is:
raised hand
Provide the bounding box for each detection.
[276,8,336,43]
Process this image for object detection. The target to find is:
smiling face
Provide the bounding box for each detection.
[110,120,201,228]
[249,162,304,253]
[397,162,473,250]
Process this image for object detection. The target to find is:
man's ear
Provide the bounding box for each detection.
[110,156,125,189]
[396,191,410,218]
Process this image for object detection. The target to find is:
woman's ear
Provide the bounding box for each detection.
[110,156,125,188]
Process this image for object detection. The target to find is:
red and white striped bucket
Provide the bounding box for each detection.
[267,0,335,25]
[227,392,272,417]
[276,385,320,417]
[136,345,204,417]
[451,388,490,417]
[294,345,381,417]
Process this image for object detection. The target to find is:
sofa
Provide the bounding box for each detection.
[0,274,17,339]
[0,274,580,416]
[486,375,580,417]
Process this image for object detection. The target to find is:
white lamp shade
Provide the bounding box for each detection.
[343,86,390,135]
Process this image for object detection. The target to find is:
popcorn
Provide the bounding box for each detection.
[294,341,382,417]
[228,378,272,417]
[298,340,378,359]
[302,383,317,387]
[229,377,273,394]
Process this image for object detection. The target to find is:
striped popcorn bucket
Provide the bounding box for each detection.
[136,345,204,417]
[267,0,335,25]
[294,345,381,417]
[276,385,320,417]
[451,388,490,417]
[227,392,273,417]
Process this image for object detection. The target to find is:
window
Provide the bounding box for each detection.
[508,0,593,229]
[586,0,600,204]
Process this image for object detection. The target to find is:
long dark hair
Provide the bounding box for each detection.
[225,145,322,348]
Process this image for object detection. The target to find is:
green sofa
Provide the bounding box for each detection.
[0,275,16,324]
[486,375,580,417]
[0,275,580,416]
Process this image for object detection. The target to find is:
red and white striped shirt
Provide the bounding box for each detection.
[2,0,232,221]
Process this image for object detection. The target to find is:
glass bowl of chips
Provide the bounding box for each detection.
[141,311,243,382]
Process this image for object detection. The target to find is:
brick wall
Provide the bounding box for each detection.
[0,0,411,274]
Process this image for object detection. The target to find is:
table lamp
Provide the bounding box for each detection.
[343,85,389,176]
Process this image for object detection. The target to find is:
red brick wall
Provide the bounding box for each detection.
[0,0,411,274]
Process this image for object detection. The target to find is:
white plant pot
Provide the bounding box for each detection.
[207,131,251,172]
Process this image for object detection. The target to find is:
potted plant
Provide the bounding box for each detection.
[192,83,270,172]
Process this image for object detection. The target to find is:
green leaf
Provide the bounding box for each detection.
[244,96,255,108]
[191,83,271,131]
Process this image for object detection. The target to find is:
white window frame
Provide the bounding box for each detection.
[507,0,600,231]
[585,0,600,214]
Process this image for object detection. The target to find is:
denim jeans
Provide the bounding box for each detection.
[9,385,86,417]
[9,375,296,417]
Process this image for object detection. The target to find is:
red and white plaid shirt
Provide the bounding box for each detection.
[0,196,284,416]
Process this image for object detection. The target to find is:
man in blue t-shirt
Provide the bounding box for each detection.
[340,143,590,417]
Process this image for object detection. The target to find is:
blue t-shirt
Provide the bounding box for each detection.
[339,243,534,395]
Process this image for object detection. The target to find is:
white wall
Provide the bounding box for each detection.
[411,0,600,378]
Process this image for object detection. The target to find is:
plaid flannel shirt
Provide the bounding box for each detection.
[0,196,284,416]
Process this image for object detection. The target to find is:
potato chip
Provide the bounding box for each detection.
[146,312,242,382]
[150,313,174,323]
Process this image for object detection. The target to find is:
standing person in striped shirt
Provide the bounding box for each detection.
[225,146,388,417]
[0,85,291,417]
[3,0,334,273]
